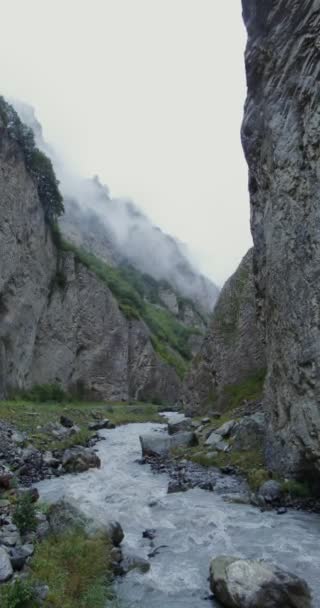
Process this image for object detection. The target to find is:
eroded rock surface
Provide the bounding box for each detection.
[182,250,265,415]
[242,0,320,478]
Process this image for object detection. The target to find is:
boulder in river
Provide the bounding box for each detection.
[62,447,101,473]
[140,431,197,458]
[209,556,312,608]
[258,480,283,504]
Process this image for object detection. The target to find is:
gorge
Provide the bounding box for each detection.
[0,1,320,607]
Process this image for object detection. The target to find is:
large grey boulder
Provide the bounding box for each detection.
[205,432,228,452]
[140,431,197,458]
[209,556,311,608]
[232,414,266,452]
[0,547,13,582]
[258,480,283,504]
[62,447,101,473]
[168,418,193,435]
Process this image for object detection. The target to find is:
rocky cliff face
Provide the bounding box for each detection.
[242,0,320,479]
[0,104,180,402]
[182,249,265,415]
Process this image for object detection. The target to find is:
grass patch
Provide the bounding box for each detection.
[30,529,114,608]
[221,369,266,411]
[13,493,37,535]
[0,579,38,608]
[14,384,67,403]
[0,400,164,451]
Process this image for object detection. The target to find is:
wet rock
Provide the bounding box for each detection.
[60,415,74,428]
[120,553,150,575]
[167,480,187,494]
[142,529,156,540]
[277,507,288,515]
[209,556,312,608]
[106,521,124,546]
[62,447,101,473]
[168,418,193,435]
[258,480,283,504]
[88,419,114,431]
[0,547,13,582]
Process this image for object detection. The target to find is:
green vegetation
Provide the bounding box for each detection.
[0,97,64,225]
[220,369,266,411]
[282,480,311,498]
[0,579,37,608]
[13,493,37,535]
[56,240,202,377]
[0,400,163,451]
[30,529,114,608]
[16,384,67,403]
[0,529,117,608]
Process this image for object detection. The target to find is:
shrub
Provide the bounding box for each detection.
[0,579,37,608]
[282,480,311,498]
[20,384,67,403]
[13,494,37,535]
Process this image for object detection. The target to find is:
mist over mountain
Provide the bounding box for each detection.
[12,100,219,315]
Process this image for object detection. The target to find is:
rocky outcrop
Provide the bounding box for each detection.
[182,250,265,415]
[209,556,312,608]
[242,1,320,479]
[0,104,180,403]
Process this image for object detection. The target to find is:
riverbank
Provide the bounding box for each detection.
[0,399,164,606]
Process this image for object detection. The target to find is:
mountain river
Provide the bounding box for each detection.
[36,416,320,607]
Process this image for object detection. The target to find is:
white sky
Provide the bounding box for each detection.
[0,0,251,285]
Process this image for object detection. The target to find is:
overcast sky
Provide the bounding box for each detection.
[0,0,250,285]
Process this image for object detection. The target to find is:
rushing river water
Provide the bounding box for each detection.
[36,418,320,607]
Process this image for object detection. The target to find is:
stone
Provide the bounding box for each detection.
[106,521,124,547]
[209,556,312,608]
[202,417,211,424]
[167,480,187,494]
[0,547,13,582]
[120,553,150,575]
[232,414,266,452]
[9,544,34,571]
[62,447,101,473]
[215,420,236,438]
[142,529,156,540]
[88,419,113,431]
[167,418,193,435]
[205,432,228,452]
[0,471,13,490]
[60,415,74,428]
[258,480,283,504]
[140,431,197,458]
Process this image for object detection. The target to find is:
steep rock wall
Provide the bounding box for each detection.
[242,0,320,478]
[182,249,265,415]
[0,115,180,403]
